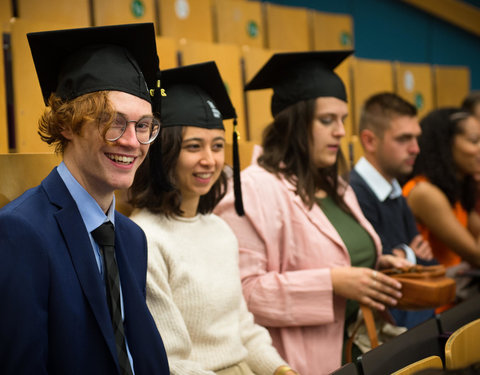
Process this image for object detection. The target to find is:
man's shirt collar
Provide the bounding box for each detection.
[354,157,402,201]
[57,161,116,232]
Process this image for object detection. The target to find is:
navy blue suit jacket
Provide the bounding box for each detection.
[0,168,169,375]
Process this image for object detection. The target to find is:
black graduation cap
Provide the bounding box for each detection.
[160,61,236,129]
[245,50,353,116]
[27,23,161,113]
[160,61,244,216]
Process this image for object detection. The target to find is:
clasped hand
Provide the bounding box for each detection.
[331,256,410,311]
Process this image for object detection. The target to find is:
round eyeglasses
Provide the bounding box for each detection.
[105,113,161,145]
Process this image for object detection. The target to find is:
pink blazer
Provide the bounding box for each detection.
[215,163,382,375]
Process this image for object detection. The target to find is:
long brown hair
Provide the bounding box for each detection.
[129,126,227,217]
[258,98,348,210]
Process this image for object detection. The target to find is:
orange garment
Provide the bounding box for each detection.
[402,176,467,268]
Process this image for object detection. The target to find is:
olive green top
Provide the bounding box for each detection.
[316,195,376,323]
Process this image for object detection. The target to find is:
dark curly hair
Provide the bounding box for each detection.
[411,107,476,211]
[258,98,348,211]
[129,126,227,217]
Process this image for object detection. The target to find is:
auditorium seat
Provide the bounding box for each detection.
[157,0,214,42]
[16,0,90,27]
[311,10,354,51]
[179,39,246,141]
[9,19,73,152]
[391,355,443,375]
[445,318,480,369]
[263,3,311,51]
[358,318,443,375]
[434,65,470,107]
[92,0,156,26]
[213,0,265,48]
[394,62,434,119]
[0,153,61,208]
[329,362,359,375]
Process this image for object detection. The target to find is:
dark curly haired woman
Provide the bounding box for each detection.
[403,108,480,269]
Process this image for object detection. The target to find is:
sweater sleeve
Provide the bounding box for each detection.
[236,269,287,374]
[144,228,216,375]
[216,169,336,328]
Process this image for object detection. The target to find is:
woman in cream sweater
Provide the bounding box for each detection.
[129,61,297,375]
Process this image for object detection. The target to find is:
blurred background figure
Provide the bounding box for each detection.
[403,108,480,309]
[350,92,436,329]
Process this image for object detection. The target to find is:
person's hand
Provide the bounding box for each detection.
[378,254,412,269]
[331,267,402,311]
[409,234,434,260]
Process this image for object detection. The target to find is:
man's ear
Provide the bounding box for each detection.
[359,129,378,154]
[61,127,73,140]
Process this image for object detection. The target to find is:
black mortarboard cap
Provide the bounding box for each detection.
[27,23,161,113]
[161,61,236,129]
[160,61,244,216]
[245,50,353,116]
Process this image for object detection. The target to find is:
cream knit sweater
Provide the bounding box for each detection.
[130,209,286,375]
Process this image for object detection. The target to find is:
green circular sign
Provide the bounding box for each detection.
[340,31,352,47]
[247,20,259,39]
[131,0,145,18]
[414,92,424,110]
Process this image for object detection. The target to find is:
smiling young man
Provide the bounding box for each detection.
[0,24,169,374]
[349,92,436,328]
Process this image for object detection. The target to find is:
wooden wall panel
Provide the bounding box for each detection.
[16,0,90,27]
[312,11,354,51]
[156,37,179,70]
[10,19,73,152]
[434,65,470,107]
[264,3,311,51]
[93,0,156,26]
[394,62,434,119]
[352,58,395,134]
[0,152,61,207]
[214,0,264,48]
[158,0,214,42]
[242,46,274,145]
[179,40,246,143]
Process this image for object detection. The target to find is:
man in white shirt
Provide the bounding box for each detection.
[350,92,436,328]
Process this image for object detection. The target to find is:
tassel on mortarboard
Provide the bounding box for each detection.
[232,117,245,216]
[150,71,173,192]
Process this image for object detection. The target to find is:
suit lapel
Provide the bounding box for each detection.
[42,169,119,364]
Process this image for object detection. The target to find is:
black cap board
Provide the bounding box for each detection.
[159,61,244,216]
[160,61,236,129]
[245,50,353,116]
[27,23,161,111]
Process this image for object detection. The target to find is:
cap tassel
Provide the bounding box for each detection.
[232,118,245,216]
[152,70,162,118]
[149,150,174,193]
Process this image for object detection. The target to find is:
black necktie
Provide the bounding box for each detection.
[91,222,133,375]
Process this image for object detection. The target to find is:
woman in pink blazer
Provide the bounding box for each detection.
[215,51,410,375]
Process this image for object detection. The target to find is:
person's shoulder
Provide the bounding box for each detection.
[209,212,237,232]
[1,185,50,221]
[128,208,169,233]
[405,178,438,197]
[349,168,366,185]
[405,178,449,208]
[242,164,284,190]
[348,169,371,194]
